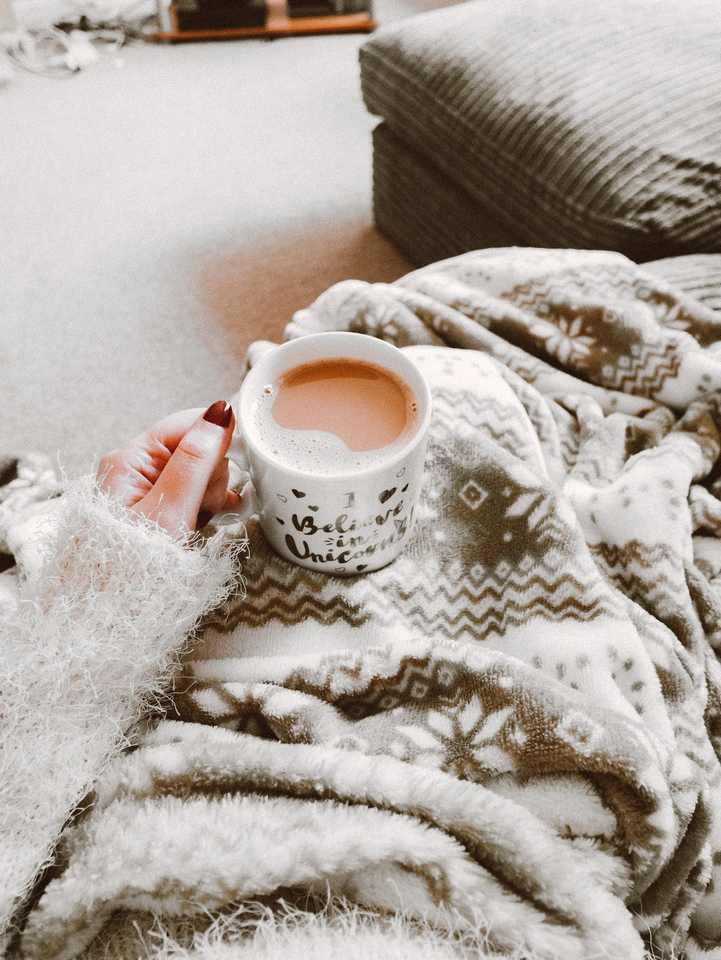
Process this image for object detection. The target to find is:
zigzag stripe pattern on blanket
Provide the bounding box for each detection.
[19,249,721,960]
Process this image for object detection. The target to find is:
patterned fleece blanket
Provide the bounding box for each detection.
[17,249,721,960]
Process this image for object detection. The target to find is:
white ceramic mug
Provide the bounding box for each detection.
[229,332,432,575]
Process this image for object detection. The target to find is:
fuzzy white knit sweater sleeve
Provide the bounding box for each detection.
[0,478,244,946]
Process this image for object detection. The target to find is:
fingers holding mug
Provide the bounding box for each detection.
[131,401,236,537]
[200,459,242,516]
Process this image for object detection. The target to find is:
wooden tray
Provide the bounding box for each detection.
[152,0,375,40]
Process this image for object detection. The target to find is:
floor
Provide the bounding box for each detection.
[1,0,455,476]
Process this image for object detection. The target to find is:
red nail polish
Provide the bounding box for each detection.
[203,400,232,428]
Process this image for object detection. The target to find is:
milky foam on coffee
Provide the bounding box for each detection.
[248,359,419,476]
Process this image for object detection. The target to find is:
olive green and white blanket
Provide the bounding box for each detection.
[17,249,721,959]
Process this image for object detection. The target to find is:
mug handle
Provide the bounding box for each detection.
[224,432,259,526]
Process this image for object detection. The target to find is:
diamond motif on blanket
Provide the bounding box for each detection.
[555,710,603,756]
[459,479,487,510]
[469,562,485,583]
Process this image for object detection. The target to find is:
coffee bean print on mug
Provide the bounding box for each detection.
[277,485,414,573]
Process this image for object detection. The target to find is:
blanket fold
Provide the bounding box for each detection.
[11,248,721,960]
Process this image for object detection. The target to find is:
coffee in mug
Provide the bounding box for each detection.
[230,332,432,575]
[249,357,420,475]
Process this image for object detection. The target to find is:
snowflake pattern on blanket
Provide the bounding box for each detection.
[20,249,721,960]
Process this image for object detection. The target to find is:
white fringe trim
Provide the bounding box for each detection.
[136,897,527,960]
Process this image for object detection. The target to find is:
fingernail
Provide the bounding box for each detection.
[203,400,232,428]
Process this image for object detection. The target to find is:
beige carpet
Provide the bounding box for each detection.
[1,0,455,475]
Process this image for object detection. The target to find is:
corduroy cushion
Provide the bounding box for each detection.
[360,0,721,261]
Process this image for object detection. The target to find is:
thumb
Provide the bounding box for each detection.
[138,401,235,536]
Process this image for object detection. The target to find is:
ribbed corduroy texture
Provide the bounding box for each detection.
[372,122,513,265]
[361,0,721,263]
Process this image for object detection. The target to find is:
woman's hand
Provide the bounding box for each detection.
[97,401,242,539]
